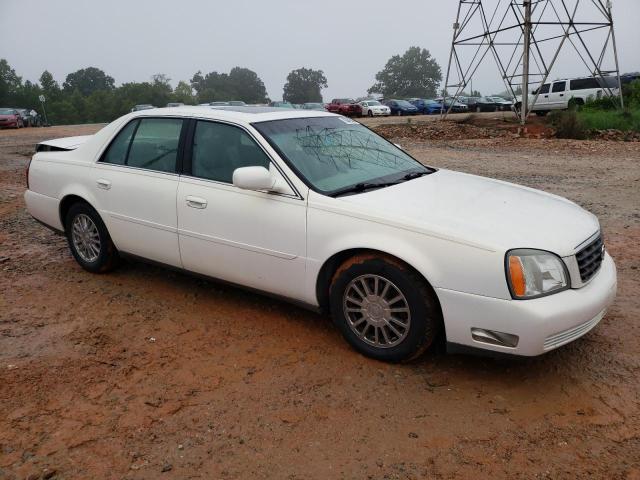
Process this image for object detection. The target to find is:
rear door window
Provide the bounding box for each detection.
[552,82,566,93]
[102,118,183,173]
[127,118,183,173]
[102,120,138,166]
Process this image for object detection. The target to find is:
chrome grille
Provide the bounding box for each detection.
[575,234,604,283]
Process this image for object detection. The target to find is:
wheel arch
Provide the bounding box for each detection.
[315,248,443,321]
[59,193,100,231]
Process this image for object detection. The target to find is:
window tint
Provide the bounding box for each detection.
[191,121,270,183]
[127,118,183,173]
[552,81,566,93]
[539,83,551,94]
[570,77,600,90]
[102,120,138,165]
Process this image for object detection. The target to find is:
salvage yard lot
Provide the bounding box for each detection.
[1,121,639,479]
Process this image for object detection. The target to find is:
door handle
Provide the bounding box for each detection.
[96,179,111,190]
[185,196,207,209]
[544,95,549,98]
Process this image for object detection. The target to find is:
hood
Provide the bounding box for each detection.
[337,169,599,257]
[0,114,17,119]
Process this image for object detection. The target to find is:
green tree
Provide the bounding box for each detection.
[0,59,22,105]
[173,80,194,104]
[190,67,269,103]
[39,70,61,102]
[228,67,269,103]
[63,67,115,96]
[283,68,327,104]
[368,47,441,98]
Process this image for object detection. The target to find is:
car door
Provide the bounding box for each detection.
[531,83,550,110]
[92,117,184,267]
[549,81,567,109]
[176,119,307,299]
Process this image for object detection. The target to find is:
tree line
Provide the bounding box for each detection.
[0,47,442,125]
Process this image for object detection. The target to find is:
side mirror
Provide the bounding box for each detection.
[232,166,276,191]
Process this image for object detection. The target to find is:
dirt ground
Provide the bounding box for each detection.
[1,121,639,480]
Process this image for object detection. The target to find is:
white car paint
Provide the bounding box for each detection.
[359,101,391,117]
[24,106,617,357]
[519,75,620,112]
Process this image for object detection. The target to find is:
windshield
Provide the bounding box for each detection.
[0,108,15,115]
[395,100,413,107]
[253,116,432,195]
[367,101,382,106]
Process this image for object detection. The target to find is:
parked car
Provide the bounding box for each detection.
[228,101,247,106]
[269,101,295,109]
[409,99,444,115]
[130,104,155,112]
[25,107,617,362]
[0,108,23,128]
[210,101,230,106]
[517,75,621,115]
[302,103,327,111]
[166,102,185,108]
[383,99,419,116]
[16,109,32,127]
[487,96,513,111]
[461,96,500,112]
[358,100,391,117]
[436,98,469,113]
[326,99,362,117]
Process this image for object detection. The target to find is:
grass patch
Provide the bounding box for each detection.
[577,108,640,132]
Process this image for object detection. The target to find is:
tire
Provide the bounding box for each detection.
[367,110,373,117]
[329,254,441,362]
[535,110,549,117]
[65,202,119,273]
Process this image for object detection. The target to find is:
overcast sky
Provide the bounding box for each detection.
[1,0,638,101]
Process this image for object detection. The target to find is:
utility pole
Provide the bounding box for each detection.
[521,0,532,126]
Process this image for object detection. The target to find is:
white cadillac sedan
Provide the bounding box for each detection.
[24,106,617,362]
[359,100,391,117]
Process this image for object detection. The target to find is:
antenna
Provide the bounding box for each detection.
[442,0,624,125]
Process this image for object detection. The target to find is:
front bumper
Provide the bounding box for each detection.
[436,252,617,356]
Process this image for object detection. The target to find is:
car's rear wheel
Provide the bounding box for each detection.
[65,202,119,273]
[330,254,441,362]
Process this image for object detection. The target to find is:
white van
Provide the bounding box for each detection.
[518,75,620,115]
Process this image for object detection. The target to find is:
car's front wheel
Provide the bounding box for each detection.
[65,202,119,273]
[330,254,441,362]
[367,110,373,117]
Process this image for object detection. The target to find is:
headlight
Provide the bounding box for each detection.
[506,249,569,299]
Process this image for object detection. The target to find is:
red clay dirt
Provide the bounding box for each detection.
[1,123,639,479]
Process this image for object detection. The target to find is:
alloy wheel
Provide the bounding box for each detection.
[71,213,101,262]
[343,274,411,348]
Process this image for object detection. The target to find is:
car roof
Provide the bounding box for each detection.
[129,105,337,124]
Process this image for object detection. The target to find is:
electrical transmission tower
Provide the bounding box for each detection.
[442,0,624,125]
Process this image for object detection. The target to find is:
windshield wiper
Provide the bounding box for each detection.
[331,181,403,197]
[403,170,430,180]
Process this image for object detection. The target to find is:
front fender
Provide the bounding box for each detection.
[305,202,512,306]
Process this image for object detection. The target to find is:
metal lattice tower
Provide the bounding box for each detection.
[442,0,624,124]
